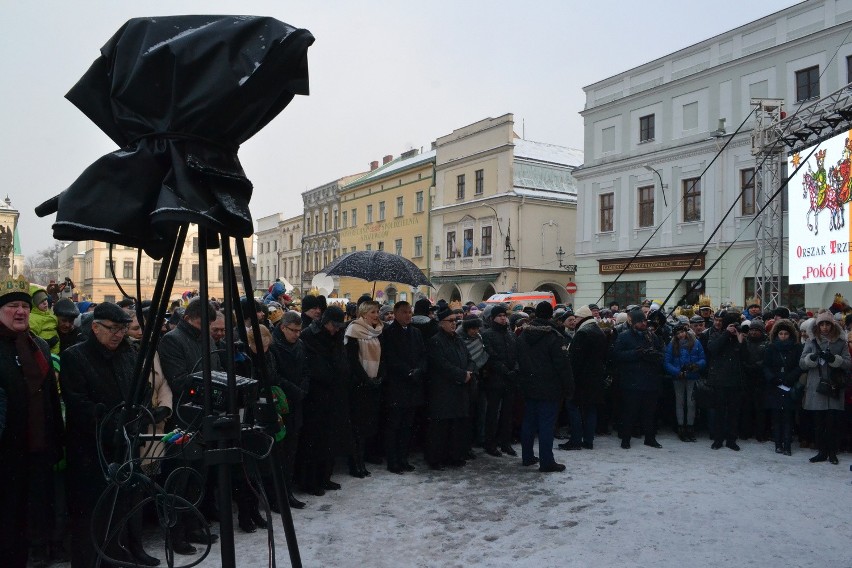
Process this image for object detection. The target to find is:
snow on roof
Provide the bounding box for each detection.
[347,149,437,188]
[512,186,576,203]
[513,138,583,168]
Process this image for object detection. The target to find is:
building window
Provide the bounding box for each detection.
[174,264,182,281]
[744,277,805,310]
[601,126,616,153]
[153,262,161,279]
[395,239,402,255]
[481,226,492,256]
[396,196,404,217]
[105,260,114,278]
[414,236,423,257]
[333,210,338,230]
[377,241,384,251]
[638,186,654,228]
[475,169,484,195]
[600,193,614,232]
[795,66,819,102]
[378,201,385,221]
[741,168,755,216]
[122,261,133,279]
[366,244,372,251]
[847,55,852,85]
[457,174,465,200]
[366,204,373,223]
[351,209,357,226]
[306,217,311,234]
[639,114,655,142]
[463,228,474,257]
[683,178,701,222]
[342,211,348,228]
[192,237,198,253]
[603,281,646,310]
[446,231,457,258]
[104,295,116,304]
[415,191,424,213]
[191,263,200,281]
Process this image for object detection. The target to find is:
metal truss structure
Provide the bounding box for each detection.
[751,86,852,309]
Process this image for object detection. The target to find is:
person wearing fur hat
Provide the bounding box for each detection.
[612,309,665,449]
[560,305,608,451]
[664,323,706,442]
[799,310,850,464]
[300,294,325,328]
[426,308,473,470]
[458,315,487,458]
[706,311,746,450]
[481,305,519,457]
[763,319,803,455]
[516,301,574,472]
[0,276,64,568]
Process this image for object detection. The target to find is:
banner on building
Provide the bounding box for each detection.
[788,129,852,285]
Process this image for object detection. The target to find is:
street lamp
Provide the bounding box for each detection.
[642,164,668,207]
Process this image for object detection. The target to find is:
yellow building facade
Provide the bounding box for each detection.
[336,148,435,303]
[59,226,253,303]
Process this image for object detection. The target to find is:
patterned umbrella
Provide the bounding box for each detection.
[322,251,432,287]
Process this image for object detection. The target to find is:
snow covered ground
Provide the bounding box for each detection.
[48,432,850,567]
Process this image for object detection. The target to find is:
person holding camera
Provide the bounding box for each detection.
[612,309,665,449]
[707,311,746,450]
[664,323,706,442]
[799,311,850,464]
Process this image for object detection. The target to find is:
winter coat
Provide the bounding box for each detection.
[516,319,574,401]
[270,327,310,430]
[157,318,223,396]
[381,320,426,408]
[569,318,608,405]
[0,331,64,552]
[411,314,439,343]
[741,334,768,389]
[612,326,664,391]
[706,330,745,389]
[663,337,706,381]
[799,322,849,411]
[481,322,519,392]
[763,338,803,410]
[60,334,141,514]
[300,324,352,459]
[345,322,384,438]
[29,289,60,354]
[426,329,472,420]
[58,326,85,353]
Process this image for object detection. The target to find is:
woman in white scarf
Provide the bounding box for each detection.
[344,300,385,478]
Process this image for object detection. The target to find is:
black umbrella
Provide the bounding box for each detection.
[35,15,314,259]
[323,250,433,288]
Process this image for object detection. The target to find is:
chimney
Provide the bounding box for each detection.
[370,160,379,171]
[383,154,393,165]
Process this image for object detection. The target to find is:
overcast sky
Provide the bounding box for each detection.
[1,0,793,256]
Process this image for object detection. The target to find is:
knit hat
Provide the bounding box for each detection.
[302,294,321,312]
[32,289,49,307]
[490,305,508,319]
[0,275,30,308]
[436,307,455,322]
[573,305,594,321]
[534,301,554,320]
[773,306,790,319]
[816,310,835,325]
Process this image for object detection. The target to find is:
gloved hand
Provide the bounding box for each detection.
[809,353,818,362]
[823,352,837,364]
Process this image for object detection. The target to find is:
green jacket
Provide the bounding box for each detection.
[29,285,59,354]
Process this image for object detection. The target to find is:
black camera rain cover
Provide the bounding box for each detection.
[36,15,314,258]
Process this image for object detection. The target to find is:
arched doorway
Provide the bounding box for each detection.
[385,285,398,304]
[436,283,461,303]
[468,281,497,303]
[536,282,568,305]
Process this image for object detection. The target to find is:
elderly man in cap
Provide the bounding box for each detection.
[481,305,519,457]
[61,302,160,566]
[517,301,574,472]
[426,308,473,470]
[612,308,665,449]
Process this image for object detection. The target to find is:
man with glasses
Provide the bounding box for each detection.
[61,302,160,566]
[270,310,309,509]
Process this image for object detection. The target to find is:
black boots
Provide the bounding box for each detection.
[809,452,828,463]
[677,426,688,442]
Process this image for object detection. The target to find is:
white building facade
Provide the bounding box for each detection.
[574,0,852,311]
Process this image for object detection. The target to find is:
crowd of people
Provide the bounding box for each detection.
[0,274,850,568]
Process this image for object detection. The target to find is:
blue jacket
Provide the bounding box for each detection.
[663,339,706,380]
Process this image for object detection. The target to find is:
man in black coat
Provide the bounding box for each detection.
[707,311,746,450]
[560,305,608,451]
[269,310,310,509]
[480,305,519,457]
[381,301,427,473]
[426,308,472,470]
[611,309,665,450]
[517,301,573,472]
[411,298,439,343]
[61,302,158,567]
